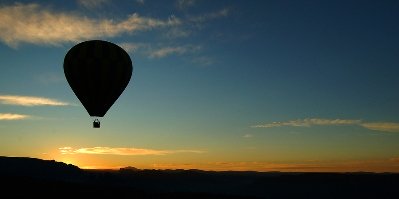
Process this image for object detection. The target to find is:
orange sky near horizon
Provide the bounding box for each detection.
[37,148,399,172]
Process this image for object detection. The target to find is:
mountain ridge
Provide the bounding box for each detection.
[1,156,398,198]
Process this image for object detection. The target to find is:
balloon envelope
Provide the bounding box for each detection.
[63,40,132,117]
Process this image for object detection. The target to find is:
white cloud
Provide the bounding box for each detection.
[243,134,253,138]
[252,118,399,133]
[0,95,70,106]
[361,122,399,133]
[148,45,201,58]
[59,146,204,155]
[77,0,109,9]
[0,3,231,61]
[0,3,181,47]
[0,113,30,120]
[251,118,361,128]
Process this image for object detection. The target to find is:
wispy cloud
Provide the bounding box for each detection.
[162,7,231,39]
[360,122,399,133]
[0,3,180,47]
[148,45,201,58]
[189,8,230,23]
[118,42,202,58]
[251,118,361,128]
[0,95,70,106]
[77,0,109,9]
[118,42,147,53]
[0,2,231,61]
[59,146,204,155]
[0,113,30,120]
[243,134,253,138]
[252,118,399,133]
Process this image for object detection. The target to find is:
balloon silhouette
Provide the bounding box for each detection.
[63,40,133,128]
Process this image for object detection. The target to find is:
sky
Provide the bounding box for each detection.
[0,0,399,172]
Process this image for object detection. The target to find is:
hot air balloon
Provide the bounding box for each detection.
[63,40,133,128]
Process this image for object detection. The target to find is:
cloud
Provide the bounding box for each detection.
[360,122,399,133]
[162,7,230,39]
[0,95,70,106]
[165,27,191,38]
[251,118,361,128]
[189,8,230,23]
[0,3,231,61]
[118,42,202,59]
[0,3,181,47]
[252,118,399,133]
[59,146,205,155]
[77,0,109,9]
[0,113,30,120]
[243,134,253,138]
[118,42,147,53]
[148,45,201,58]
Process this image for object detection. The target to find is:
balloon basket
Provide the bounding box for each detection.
[93,119,100,128]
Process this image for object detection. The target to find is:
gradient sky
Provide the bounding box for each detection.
[1,0,399,172]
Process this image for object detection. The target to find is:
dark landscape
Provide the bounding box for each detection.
[0,156,398,198]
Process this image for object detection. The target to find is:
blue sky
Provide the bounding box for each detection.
[0,0,399,171]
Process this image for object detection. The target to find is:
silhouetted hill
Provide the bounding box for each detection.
[0,156,81,179]
[0,156,398,198]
